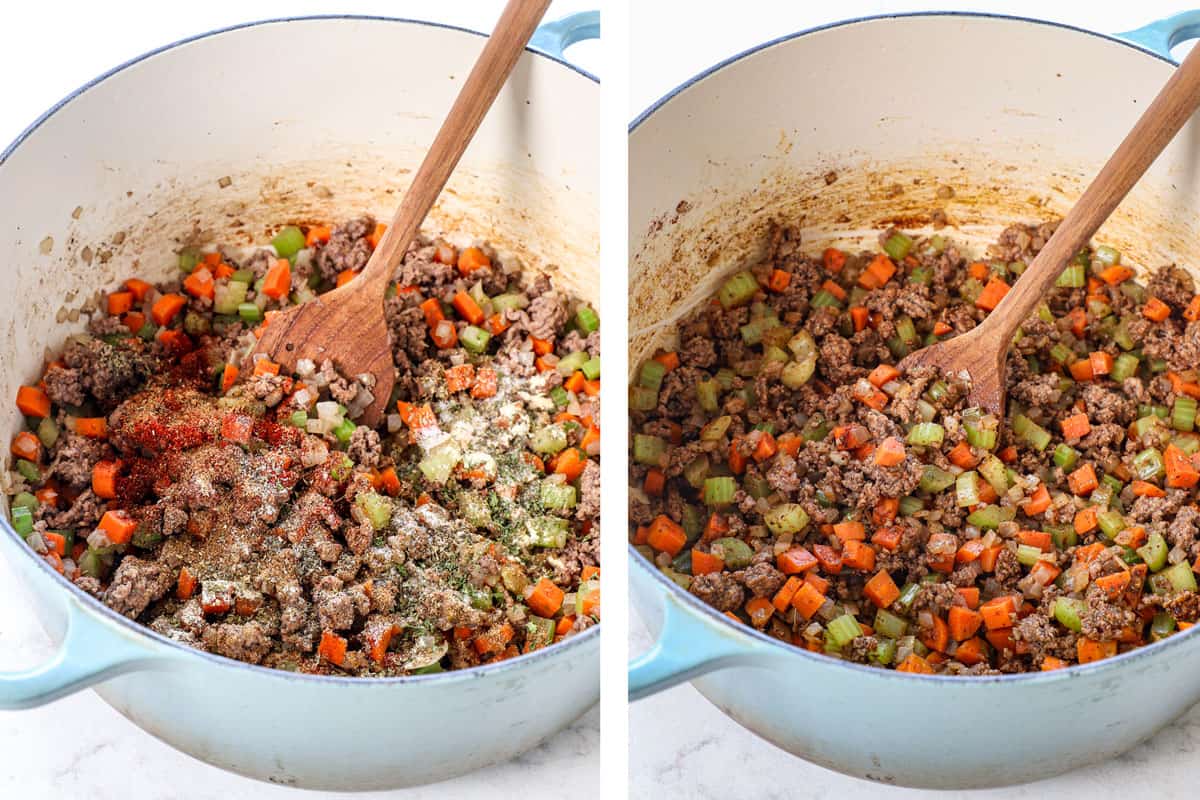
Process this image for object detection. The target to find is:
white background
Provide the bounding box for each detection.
[0,3,600,799]
[629,2,1200,799]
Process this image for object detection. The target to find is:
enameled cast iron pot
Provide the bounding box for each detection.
[0,13,599,791]
[629,11,1200,789]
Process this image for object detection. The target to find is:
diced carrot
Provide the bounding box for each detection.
[331,268,357,288]
[842,541,876,571]
[820,279,847,302]
[1098,265,1134,285]
[564,370,587,394]
[183,269,215,300]
[215,364,238,394]
[253,359,280,377]
[1041,655,1068,671]
[530,337,554,356]
[1068,359,1094,382]
[954,637,988,666]
[1186,295,1200,322]
[946,441,978,469]
[430,319,458,349]
[106,291,133,316]
[974,278,1010,311]
[846,306,868,332]
[822,247,847,272]
[34,483,59,509]
[997,445,1018,464]
[867,364,901,389]
[772,576,802,612]
[872,497,899,527]
[1066,307,1088,337]
[812,543,843,574]
[957,586,981,610]
[1143,296,1171,322]
[857,254,897,290]
[124,278,152,301]
[833,520,866,541]
[1022,484,1051,515]
[11,431,41,462]
[420,297,445,327]
[457,246,491,275]
[452,291,486,325]
[956,539,985,564]
[896,653,935,674]
[1095,570,1131,600]
[968,261,989,281]
[444,363,476,394]
[1067,463,1098,496]
[691,549,725,576]
[1060,413,1091,440]
[646,515,687,556]
[366,223,387,250]
[776,547,818,575]
[871,526,903,551]
[863,570,900,608]
[745,596,774,627]
[1130,480,1165,498]
[643,468,666,496]
[176,567,198,600]
[74,417,107,438]
[790,582,826,620]
[653,351,680,373]
[980,595,1017,630]
[122,311,146,334]
[931,320,952,337]
[766,268,792,293]
[484,312,510,336]
[553,447,587,482]
[1089,351,1114,376]
[1073,506,1099,534]
[922,615,950,653]
[984,627,1016,653]
[1017,529,1053,552]
[221,412,254,444]
[526,577,565,617]
[92,459,122,499]
[1077,637,1117,664]
[16,385,51,418]
[151,293,187,326]
[1114,526,1147,549]
[98,509,137,545]
[318,630,348,666]
[304,225,332,247]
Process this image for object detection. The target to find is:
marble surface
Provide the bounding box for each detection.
[0,2,598,798]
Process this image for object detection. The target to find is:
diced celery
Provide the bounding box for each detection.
[781,358,816,388]
[883,232,913,261]
[534,424,569,455]
[1094,245,1121,266]
[1097,509,1126,540]
[214,280,249,315]
[827,614,864,648]
[1049,343,1075,364]
[238,302,263,323]
[894,582,921,612]
[527,516,569,548]
[918,465,956,493]
[871,638,898,666]
[11,492,37,512]
[718,271,760,309]
[575,306,599,333]
[183,311,210,336]
[906,422,945,447]
[1174,396,1197,432]
[683,456,710,489]
[271,226,306,259]
[963,411,999,450]
[332,418,356,444]
[1055,264,1086,288]
[629,385,657,411]
[1151,611,1177,640]
[704,476,736,507]
[895,315,918,346]
[491,293,529,312]
[1138,532,1168,571]
[1049,525,1078,550]
[178,246,201,272]
[740,316,778,345]
[36,417,59,450]
[810,290,843,310]
[632,434,667,466]
[559,351,589,376]
[581,357,601,381]
[696,379,720,413]
[763,503,810,535]
[956,471,981,507]
[966,504,1010,529]
[540,480,578,510]
[711,537,753,569]
[1053,597,1087,632]
[874,609,908,637]
[461,325,492,355]
[1132,448,1165,481]
[1016,544,1042,567]
[1160,561,1198,592]
[550,386,570,408]
[418,440,461,484]
[11,506,33,536]
[898,496,925,516]
[356,491,393,530]
[1012,414,1052,451]
[700,416,732,441]
[15,460,39,482]
[639,360,666,393]
[1053,444,1079,471]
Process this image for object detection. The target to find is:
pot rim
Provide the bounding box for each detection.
[628,10,1192,684]
[0,14,599,687]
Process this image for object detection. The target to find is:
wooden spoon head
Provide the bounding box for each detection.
[251,283,395,427]
[898,326,1008,416]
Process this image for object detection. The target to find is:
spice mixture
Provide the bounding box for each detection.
[631,219,1200,674]
[7,217,600,676]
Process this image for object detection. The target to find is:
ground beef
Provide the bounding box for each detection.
[346,426,381,468]
[314,216,374,283]
[203,622,273,664]
[690,572,745,612]
[42,365,86,407]
[738,562,786,598]
[103,557,175,618]
[526,289,569,341]
[577,460,600,521]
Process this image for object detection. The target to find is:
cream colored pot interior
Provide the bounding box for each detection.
[1,18,597,462]
[630,15,1200,372]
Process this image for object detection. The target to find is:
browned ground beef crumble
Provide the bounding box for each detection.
[631,219,1200,674]
[6,217,600,676]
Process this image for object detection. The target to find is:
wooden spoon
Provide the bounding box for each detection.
[900,44,1200,416]
[252,0,551,426]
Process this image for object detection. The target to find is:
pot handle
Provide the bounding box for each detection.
[530,11,600,64]
[1117,11,1200,62]
[629,589,767,701]
[0,597,163,710]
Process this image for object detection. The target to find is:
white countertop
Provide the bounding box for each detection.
[629,2,1200,798]
[0,2,597,798]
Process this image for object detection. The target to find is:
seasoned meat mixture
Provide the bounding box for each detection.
[7,218,600,676]
[631,220,1200,674]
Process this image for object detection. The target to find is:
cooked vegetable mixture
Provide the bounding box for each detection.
[7,217,600,675]
[630,219,1200,674]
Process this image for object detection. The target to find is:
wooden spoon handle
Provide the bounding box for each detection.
[979,43,1200,343]
[358,0,552,292]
